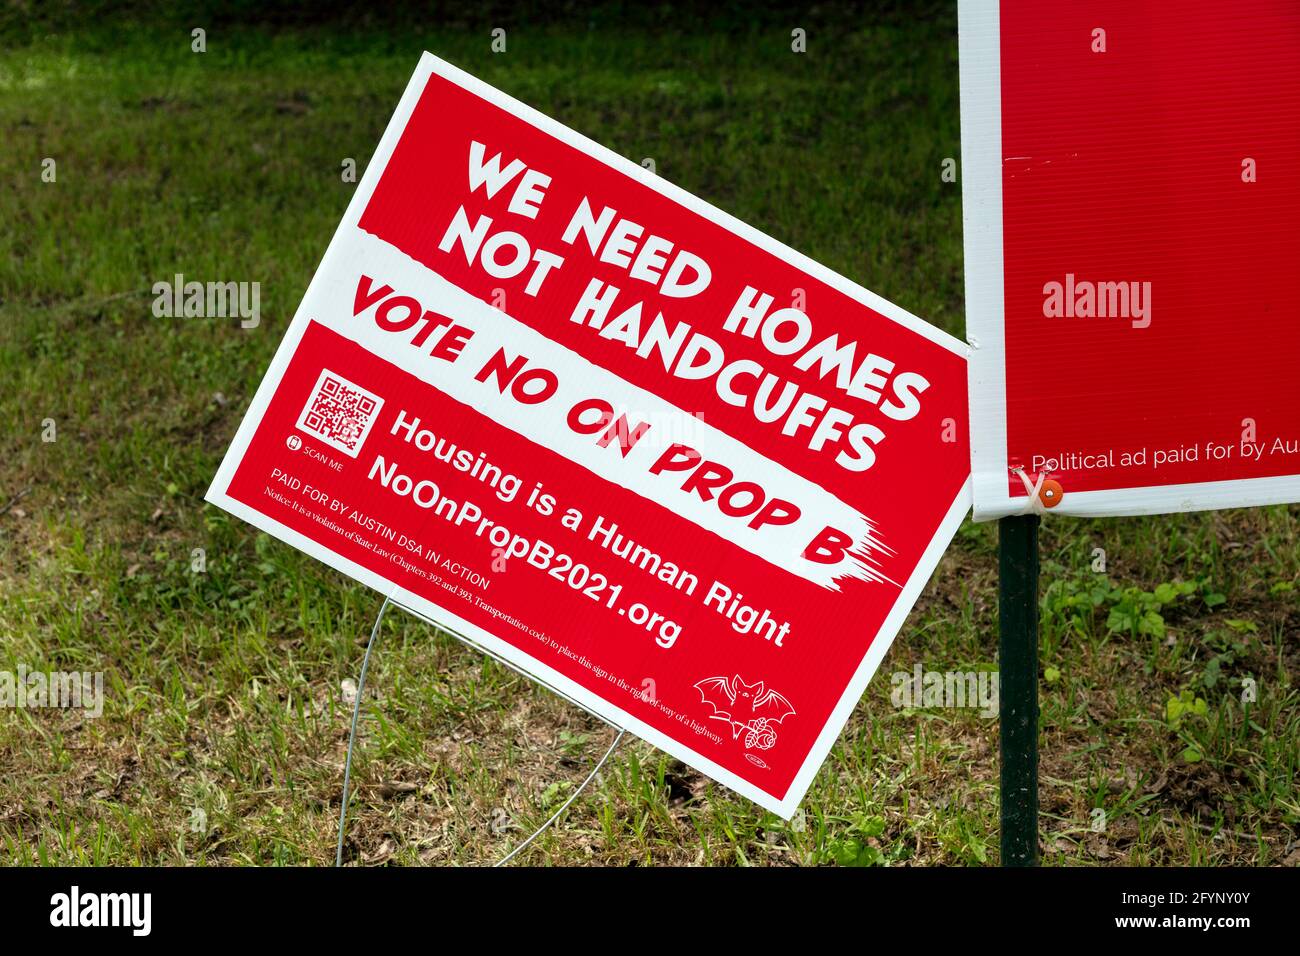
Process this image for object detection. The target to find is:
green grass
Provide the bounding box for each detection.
[1,9,1297,866]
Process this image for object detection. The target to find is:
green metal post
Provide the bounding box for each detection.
[998,513,1039,866]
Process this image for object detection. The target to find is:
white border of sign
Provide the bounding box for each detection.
[958,1,1300,521]
[207,51,972,818]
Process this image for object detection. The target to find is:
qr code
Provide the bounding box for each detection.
[295,369,385,458]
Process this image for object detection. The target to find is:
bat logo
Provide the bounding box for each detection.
[694,675,796,752]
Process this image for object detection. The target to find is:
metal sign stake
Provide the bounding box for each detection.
[998,513,1040,866]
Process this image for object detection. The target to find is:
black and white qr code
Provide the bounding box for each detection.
[294,369,385,458]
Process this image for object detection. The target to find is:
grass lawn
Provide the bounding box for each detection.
[1,5,1296,866]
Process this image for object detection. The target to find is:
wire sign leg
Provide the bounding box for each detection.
[335,593,625,866]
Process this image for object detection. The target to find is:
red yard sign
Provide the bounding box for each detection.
[960,0,1300,518]
[207,53,970,816]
